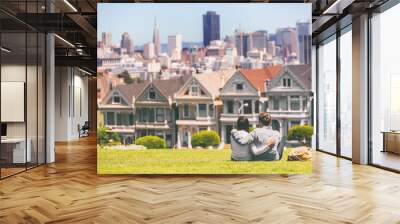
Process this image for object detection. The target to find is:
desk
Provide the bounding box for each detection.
[1,138,31,164]
[382,131,400,154]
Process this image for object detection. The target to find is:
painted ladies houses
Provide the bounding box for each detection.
[174,70,235,148]
[264,65,312,135]
[98,82,144,144]
[134,77,189,147]
[98,76,189,147]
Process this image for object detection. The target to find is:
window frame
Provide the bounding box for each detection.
[290,96,301,111]
[198,104,207,117]
[112,96,121,104]
[106,112,116,126]
[156,108,165,122]
[148,88,156,100]
[227,100,234,114]
[236,83,244,91]
[183,104,190,118]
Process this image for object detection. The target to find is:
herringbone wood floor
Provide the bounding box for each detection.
[1,136,400,224]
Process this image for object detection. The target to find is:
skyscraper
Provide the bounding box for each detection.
[102,32,112,48]
[153,18,161,56]
[144,42,155,59]
[203,11,220,47]
[234,30,252,57]
[296,21,311,64]
[276,27,298,59]
[252,30,268,52]
[267,40,276,57]
[168,34,182,60]
[120,32,134,54]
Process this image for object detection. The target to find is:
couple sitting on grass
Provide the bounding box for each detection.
[231,112,282,161]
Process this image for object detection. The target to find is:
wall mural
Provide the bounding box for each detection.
[97,3,313,174]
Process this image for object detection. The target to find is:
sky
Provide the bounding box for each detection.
[98,3,311,46]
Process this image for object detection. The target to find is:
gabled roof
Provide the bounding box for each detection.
[220,70,260,97]
[286,64,311,90]
[151,75,191,100]
[117,82,149,103]
[239,65,283,92]
[101,75,191,105]
[194,69,236,98]
[100,81,148,105]
[97,73,124,101]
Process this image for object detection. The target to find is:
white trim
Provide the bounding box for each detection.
[63,0,78,12]
[54,34,75,48]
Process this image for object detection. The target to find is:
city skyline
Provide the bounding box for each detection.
[98,3,311,46]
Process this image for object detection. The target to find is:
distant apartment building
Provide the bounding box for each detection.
[120,32,134,54]
[168,34,182,60]
[146,60,161,80]
[235,30,252,57]
[206,46,224,57]
[267,40,276,57]
[296,22,312,64]
[203,11,220,47]
[252,30,268,52]
[144,42,155,59]
[276,27,298,59]
[101,32,113,48]
[97,56,121,70]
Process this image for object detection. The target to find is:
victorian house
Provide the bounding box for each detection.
[133,78,187,147]
[98,76,189,147]
[264,65,312,135]
[174,70,235,148]
[98,82,144,145]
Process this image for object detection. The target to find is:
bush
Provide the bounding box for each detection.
[97,126,121,145]
[97,126,109,145]
[191,130,220,148]
[109,132,121,144]
[135,136,166,149]
[288,125,314,146]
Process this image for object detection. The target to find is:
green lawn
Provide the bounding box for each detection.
[97,148,312,174]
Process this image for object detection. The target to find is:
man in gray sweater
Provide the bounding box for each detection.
[231,112,282,161]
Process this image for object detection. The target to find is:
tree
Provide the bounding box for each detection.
[118,71,134,84]
[288,125,314,146]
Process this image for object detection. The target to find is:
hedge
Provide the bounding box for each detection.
[191,130,220,148]
[288,125,314,146]
[135,136,166,149]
